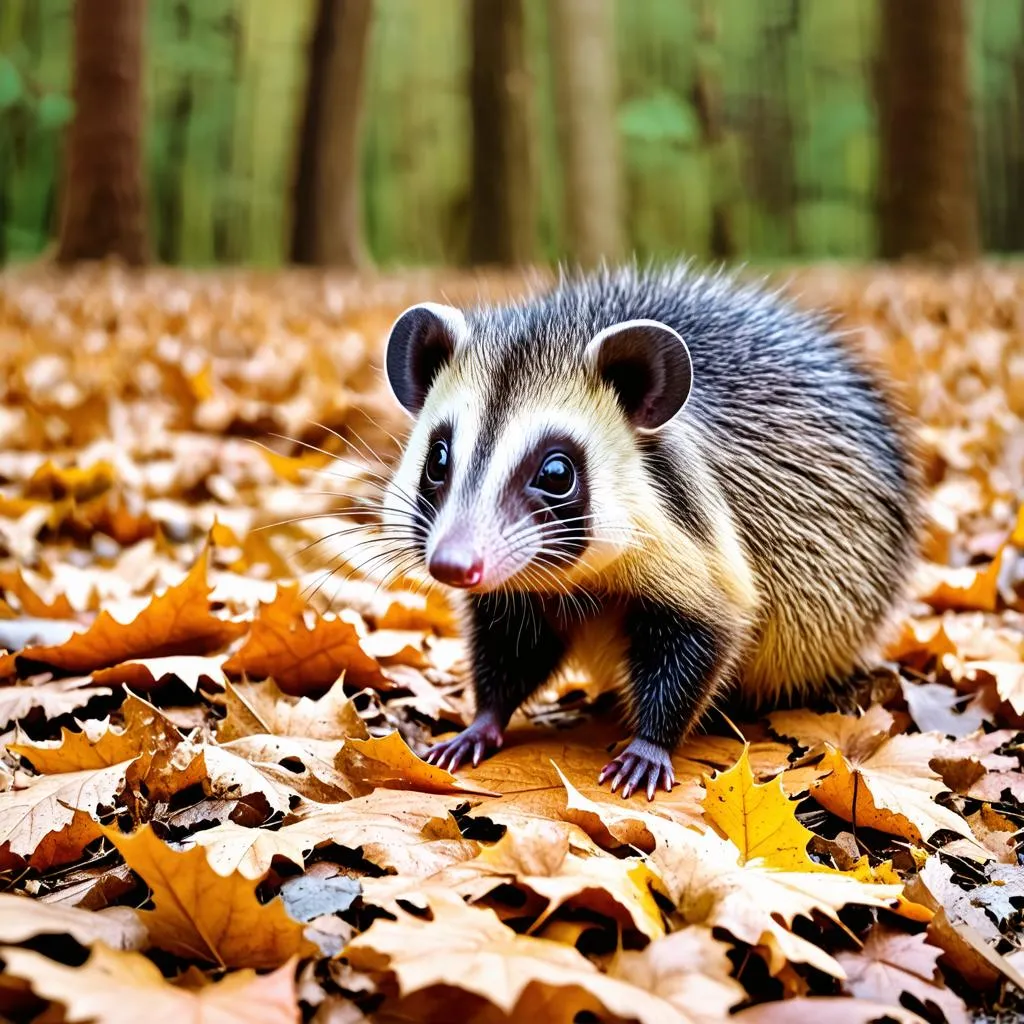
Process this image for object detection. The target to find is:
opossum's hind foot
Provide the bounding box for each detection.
[425,711,504,772]
[599,738,675,801]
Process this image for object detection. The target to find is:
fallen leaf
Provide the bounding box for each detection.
[0,761,133,867]
[103,824,315,968]
[0,894,145,950]
[337,730,498,796]
[91,654,228,692]
[702,746,818,870]
[771,707,978,847]
[13,548,246,675]
[733,996,920,1023]
[651,819,902,977]
[223,583,385,695]
[836,926,968,1024]
[347,889,739,1024]
[9,694,180,774]
[364,819,665,939]
[217,677,367,742]
[0,677,111,729]
[1,944,300,1024]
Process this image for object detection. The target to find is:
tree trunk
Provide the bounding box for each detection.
[56,0,148,265]
[291,0,373,267]
[547,0,624,265]
[878,0,979,261]
[468,0,535,266]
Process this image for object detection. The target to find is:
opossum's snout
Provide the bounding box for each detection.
[427,532,483,588]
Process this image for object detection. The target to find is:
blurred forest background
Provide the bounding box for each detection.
[0,0,1020,269]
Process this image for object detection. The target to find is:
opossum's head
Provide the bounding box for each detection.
[381,302,692,592]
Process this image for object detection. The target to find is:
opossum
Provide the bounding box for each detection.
[380,264,919,799]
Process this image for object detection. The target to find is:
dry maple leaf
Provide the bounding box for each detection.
[1,945,300,1024]
[836,926,968,1024]
[0,566,75,618]
[363,819,665,939]
[0,761,133,868]
[186,820,314,880]
[222,583,385,695]
[701,746,937,922]
[217,678,368,742]
[346,889,738,1024]
[103,824,315,969]
[9,693,180,774]
[281,788,477,878]
[703,746,820,871]
[732,996,920,1023]
[337,731,498,796]
[91,654,228,692]
[13,548,246,675]
[916,550,1005,613]
[555,764,658,852]
[0,677,111,729]
[650,819,902,978]
[605,927,746,1024]
[770,706,979,848]
[218,733,356,803]
[147,739,297,812]
[460,721,709,831]
[0,894,145,950]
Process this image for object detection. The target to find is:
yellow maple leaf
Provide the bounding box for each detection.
[102,824,315,969]
[702,746,819,871]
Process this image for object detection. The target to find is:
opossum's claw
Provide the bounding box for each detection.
[599,738,675,801]
[425,712,504,773]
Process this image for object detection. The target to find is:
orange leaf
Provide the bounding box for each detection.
[0,566,75,618]
[223,583,385,695]
[15,548,246,675]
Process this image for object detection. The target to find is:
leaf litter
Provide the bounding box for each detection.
[0,263,1022,1022]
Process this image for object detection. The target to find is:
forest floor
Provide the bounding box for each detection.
[0,262,1022,1024]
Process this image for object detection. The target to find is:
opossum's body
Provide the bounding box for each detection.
[382,265,919,798]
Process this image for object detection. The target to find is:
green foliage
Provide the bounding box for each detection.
[0,0,1021,266]
[0,56,23,109]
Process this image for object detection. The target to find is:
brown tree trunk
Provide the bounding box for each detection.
[56,0,148,265]
[468,0,535,266]
[547,0,624,265]
[291,0,373,267]
[878,0,979,261]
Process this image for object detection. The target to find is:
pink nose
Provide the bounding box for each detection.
[428,540,484,588]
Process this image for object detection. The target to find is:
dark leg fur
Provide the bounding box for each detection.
[426,592,566,772]
[599,600,722,800]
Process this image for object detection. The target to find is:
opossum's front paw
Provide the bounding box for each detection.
[598,738,675,801]
[424,712,504,772]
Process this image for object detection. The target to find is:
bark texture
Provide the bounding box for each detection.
[291,0,373,267]
[548,0,624,264]
[56,0,149,265]
[468,0,535,266]
[878,0,979,261]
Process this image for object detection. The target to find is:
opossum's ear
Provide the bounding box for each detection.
[585,319,693,431]
[385,303,467,414]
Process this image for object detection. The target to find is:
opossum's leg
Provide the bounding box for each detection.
[426,592,567,772]
[599,601,722,800]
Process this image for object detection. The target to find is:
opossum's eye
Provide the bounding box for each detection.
[424,439,450,486]
[532,453,576,497]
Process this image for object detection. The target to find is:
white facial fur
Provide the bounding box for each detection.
[383,355,643,593]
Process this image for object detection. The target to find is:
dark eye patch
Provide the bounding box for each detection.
[416,421,453,550]
[502,433,590,566]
